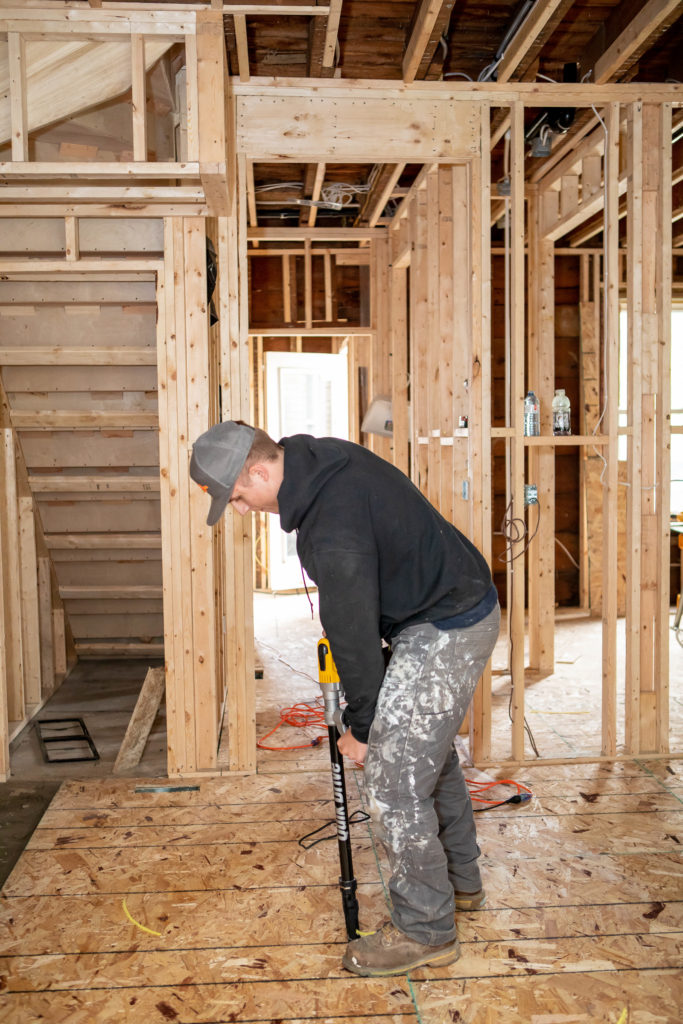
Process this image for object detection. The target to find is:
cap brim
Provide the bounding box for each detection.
[206,492,230,526]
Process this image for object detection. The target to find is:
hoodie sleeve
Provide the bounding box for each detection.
[310,546,385,744]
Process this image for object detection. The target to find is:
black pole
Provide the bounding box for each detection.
[317,637,360,940]
[326,723,359,939]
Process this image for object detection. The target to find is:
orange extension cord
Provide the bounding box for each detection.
[466,777,533,809]
[257,697,328,751]
[257,698,533,807]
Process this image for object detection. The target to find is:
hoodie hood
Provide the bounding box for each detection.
[278,434,349,532]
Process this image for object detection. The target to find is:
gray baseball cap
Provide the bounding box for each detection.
[190,421,255,525]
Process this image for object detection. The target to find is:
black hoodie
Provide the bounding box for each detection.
[277,435,493,743]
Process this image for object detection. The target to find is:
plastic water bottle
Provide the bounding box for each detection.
[552,388,571,436]
[523,391,540,436]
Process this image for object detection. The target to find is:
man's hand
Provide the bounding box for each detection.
[337,730,368,764]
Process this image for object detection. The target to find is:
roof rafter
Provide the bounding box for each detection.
[584,0,683,84]
[403,0,455,84]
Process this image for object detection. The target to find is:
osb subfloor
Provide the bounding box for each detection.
[1,762,682,1023]
[2,594,682,1022]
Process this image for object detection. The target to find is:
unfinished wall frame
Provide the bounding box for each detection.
[0,2,680,774]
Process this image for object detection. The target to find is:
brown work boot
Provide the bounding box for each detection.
[342,921,460,977]
[454,887,487,911]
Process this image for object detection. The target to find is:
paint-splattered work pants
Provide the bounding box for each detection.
[364,604,500,946]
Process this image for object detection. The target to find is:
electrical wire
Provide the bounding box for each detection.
[508,667,541,759]
[555,536,580,571]
[321,181,372,208]
[467,777,533,811]
[257,639,318,685]
[498,498,541,564]
[254,181,304,193]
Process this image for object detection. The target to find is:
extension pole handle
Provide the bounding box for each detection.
[317,636,360,939]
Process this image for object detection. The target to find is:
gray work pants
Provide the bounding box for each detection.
[364,604,500,945]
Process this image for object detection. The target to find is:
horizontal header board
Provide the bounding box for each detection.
[236,92,480,162]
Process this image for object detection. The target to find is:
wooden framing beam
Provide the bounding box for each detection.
[8,32,28,162]
[1,424,25,723]
[509,101,527,761]
[601,103,621,759]
[18,497,46,707]
[470,105,492,764]
[196,9,230,215]
[298,162,326,228]
[28,475,160,493]
[402,0,449,84]
[247,327,376,338]
[307,0,338,79]
[233,14,250,82]
[218,154,256,773]
[249,227,383,241]
[526,188,555,677]
[113,665,165,775]
[0,348,156,365]
[496,0,568,84]
[45,533,161,549]
[588,0,683,85]
[232,79,683,106]
[625,101,673,754]
[10,411,158,429]
[356,164,406,228]
[322,0,343,72]
[131,33,147,161]
[157,217,218,775]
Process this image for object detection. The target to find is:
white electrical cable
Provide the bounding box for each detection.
[321,182,372,207]
[254,182,303,192]
[555,536,580,571]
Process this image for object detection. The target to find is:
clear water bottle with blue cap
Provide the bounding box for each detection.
[524,390,540,436]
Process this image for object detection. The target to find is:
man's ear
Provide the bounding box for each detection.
[247,462,269,483]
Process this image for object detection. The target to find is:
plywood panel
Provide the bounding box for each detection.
[67,613,163,639]
[0,364,157,391]
[20,430,159,468]
[1,761,681,1024]
[38,499,160,534]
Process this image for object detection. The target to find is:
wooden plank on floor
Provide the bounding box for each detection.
[113,666,166,775]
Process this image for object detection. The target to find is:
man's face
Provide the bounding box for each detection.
[229,464,280,516]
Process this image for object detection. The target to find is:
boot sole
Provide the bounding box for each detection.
[342,945,460,977]
[454,894,487,912]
